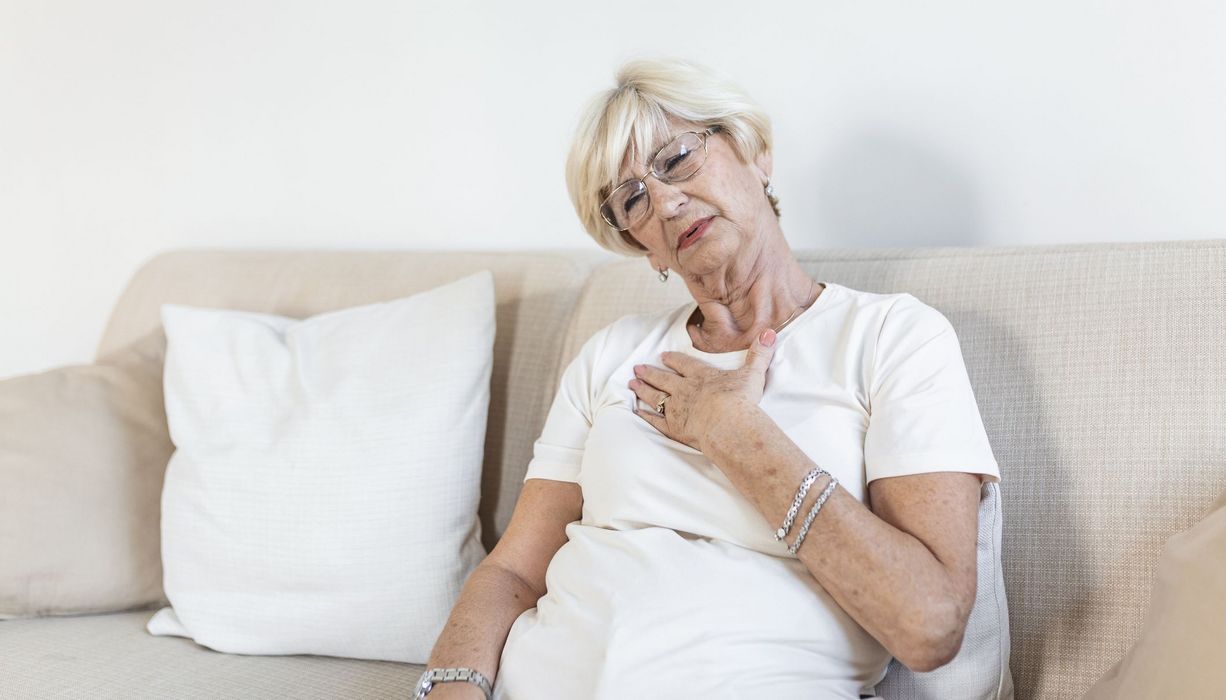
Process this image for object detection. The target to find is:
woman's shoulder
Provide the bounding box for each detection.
[823,283,950,333]
[825,282,919,310]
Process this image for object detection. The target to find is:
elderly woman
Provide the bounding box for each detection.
[415,59,1001,700]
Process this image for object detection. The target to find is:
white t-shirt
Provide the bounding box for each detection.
[494,282,1000,700]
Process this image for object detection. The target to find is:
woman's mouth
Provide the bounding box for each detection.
[678,217,714,251]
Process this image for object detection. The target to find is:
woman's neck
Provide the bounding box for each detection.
[685,255,821,353]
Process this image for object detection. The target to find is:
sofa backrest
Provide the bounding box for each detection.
[100,241,1226,699]
[97,249,614,552]
[559,240,1226,699]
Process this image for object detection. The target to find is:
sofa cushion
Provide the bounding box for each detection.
[0,331,172,619]
[874,482,1013,699]
[150,272,494,663]
[0,610,420,698]
[1083,487,1226,698]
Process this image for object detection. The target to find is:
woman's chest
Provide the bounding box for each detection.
[576,348,871,545]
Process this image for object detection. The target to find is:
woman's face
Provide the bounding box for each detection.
[619,121,774,279]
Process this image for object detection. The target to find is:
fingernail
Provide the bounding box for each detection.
[759,329,776,346]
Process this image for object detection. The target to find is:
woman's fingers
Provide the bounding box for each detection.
[633,363,680,392]
[628,377,668,410]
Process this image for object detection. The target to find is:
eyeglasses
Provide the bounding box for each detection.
[599,127,718,232]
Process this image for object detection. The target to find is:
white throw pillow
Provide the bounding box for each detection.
[147,271,494,664]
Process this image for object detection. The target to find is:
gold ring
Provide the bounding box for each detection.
[655,393,670,415]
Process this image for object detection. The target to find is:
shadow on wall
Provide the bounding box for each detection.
[814,128,985,248]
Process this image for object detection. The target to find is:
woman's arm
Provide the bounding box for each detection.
[702,402,981,673]
[422,478,582,698]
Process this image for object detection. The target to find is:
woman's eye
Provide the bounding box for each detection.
[623,192,646,214]
[663,150,691,174]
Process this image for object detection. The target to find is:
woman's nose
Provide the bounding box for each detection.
[645,177,688,220]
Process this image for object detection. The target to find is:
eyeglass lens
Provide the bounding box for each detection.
[601,131,707,231]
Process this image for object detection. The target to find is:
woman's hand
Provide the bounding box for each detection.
[628,329,778,452]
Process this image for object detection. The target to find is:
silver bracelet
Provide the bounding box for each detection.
[788,474,838,555]
[415,667,493,699]
[775,466,825,541]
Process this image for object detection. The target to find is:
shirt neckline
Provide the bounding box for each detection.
[668,281,840,361]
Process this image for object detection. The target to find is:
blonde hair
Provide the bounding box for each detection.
[565,58,777,257]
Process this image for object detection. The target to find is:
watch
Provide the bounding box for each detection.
[414,667,493,699]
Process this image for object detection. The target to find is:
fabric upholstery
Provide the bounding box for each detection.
[0,610,422,698]
[0,330,172,619]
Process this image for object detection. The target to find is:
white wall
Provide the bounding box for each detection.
[2,0,1224,379]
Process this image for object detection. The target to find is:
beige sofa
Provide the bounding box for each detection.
[2,240,1224,699]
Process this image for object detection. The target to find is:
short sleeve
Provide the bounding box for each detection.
[863,296,1000,485]
[523,325,611,484]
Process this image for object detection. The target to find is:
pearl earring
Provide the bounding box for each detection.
[658,267,669,282]
[764,180,776,198]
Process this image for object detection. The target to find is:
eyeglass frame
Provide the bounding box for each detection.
[599,126,720,232]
